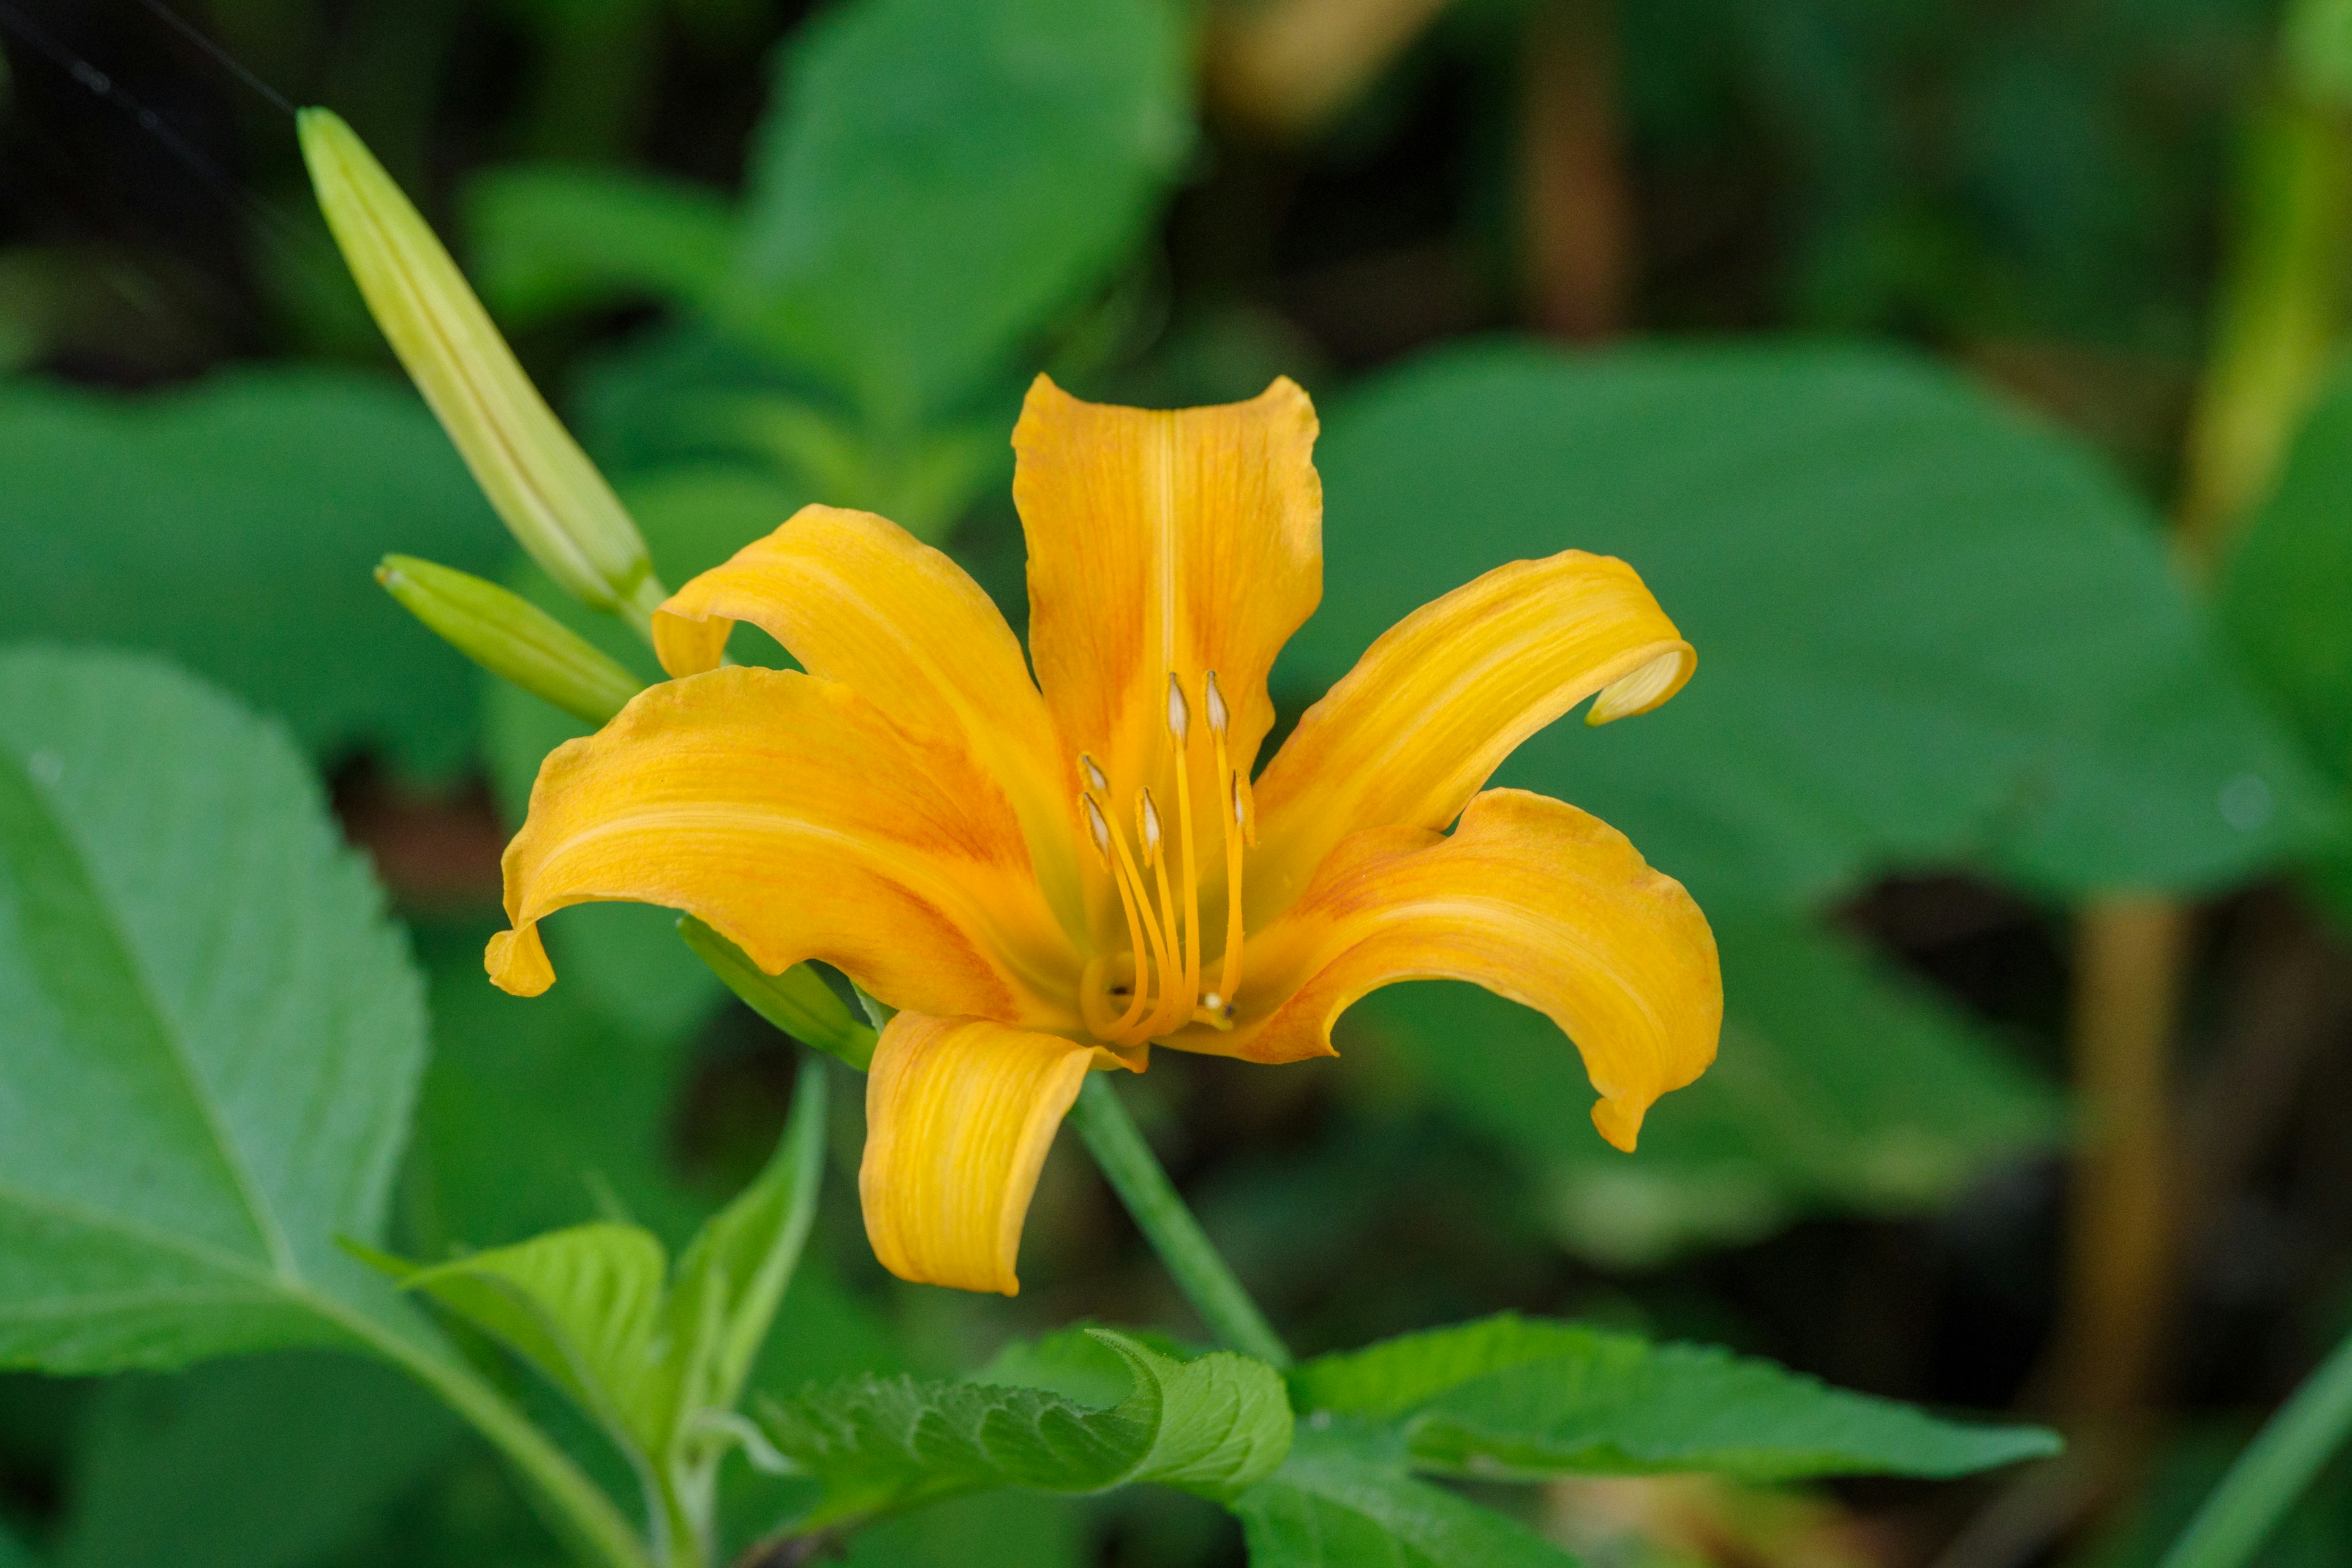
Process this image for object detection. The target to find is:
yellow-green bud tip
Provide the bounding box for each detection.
[303,109,658,617]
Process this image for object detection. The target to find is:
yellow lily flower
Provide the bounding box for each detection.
[488,376,1722,1296]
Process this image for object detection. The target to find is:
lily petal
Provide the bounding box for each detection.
[652,506,1082,927]
[1250,551,1692,921]
[1012,375,1321,876]
[860,1013,1115,1294]
[1198,789,1719,1152]
[486,667,1082,1031]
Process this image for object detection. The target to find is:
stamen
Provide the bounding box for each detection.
[1203,669,1229,736]
[1213,754,1246,1008]
[1081,794,1113,869]
[1136,789,1163,865]
[1168,680,1202,1029]
[1095,793,1166,1044]
[1081,752,1109,794]
[1141,793,1188,1038]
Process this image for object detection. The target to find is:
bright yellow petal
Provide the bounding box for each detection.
[650,505,1082,927]
[1012,375,1321,932]
[1248,551,1692,922]
[859,1014,1117,1294]
[296,110,655,619]
[486,666,1082,1031]
[1194,789,1719,1152]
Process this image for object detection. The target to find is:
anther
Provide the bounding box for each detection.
[1166,673,1189,745]
[1082,795,1113,867]
[1081,753,1109,794]
[1230,772,1246,826]
[1136,790,1163,864]
[1203,671,1228,736]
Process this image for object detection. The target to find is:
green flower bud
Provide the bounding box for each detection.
[376,556,643,725]
[301,108,662,622]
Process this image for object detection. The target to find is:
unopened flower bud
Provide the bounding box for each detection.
[376,555,642,725]
[301,108,662,621]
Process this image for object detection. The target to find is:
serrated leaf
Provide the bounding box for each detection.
[0,646,433,1370]
[466,164,738,325]
[728,0,1191,423]
[403,1223,671,1446]
[1234,1427,1578,1568]
[1289,1315,2058,1482]
[1362,919,2062,1265]
[1291,341,2339,914]
[0,371,507,778]
[760,1330,1292,1521]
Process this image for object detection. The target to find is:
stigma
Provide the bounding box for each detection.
[1075,671,1249,1046]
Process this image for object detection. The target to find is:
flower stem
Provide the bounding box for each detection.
[1068,1074,1291,1368]
[2158,1324,2352,1568]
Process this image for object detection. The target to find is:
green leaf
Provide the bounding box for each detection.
[1288,1314,2059,1482]
[1361,919,2063,1265]
[466,164,738,325]
[728,0,1191,423]
[402,1224,671,1449]
[1233,1427,1577,1568]
[0,371,507,777]
[0,646,433,1370]
[759,1330,1292,1521]
[55,1351,461,1568]
[1292,342,2340,913]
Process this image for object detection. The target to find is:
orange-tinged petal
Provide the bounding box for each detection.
[486,666,1082,1031]
[1013,376,1320,927]
[1249,551,1692,922]
[1189,789,1719,1152]
[651,505,1083,928]
[859,1014,1117,1294]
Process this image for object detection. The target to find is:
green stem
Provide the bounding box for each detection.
[2158,1325,2352,1568]
[1068,1075,1291,1368]
[343,1314,654,1568]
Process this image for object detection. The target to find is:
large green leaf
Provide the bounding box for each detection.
[1288,1314,2057,1482]
[1234,1428,1577,1568]
[0,371,507,777]
[0,646,433,1370]
[1360,919,2063,1265]
[1291,342,2339,913]
[55,1351,461,1568]
[728,0,1191,424]
[758,1332,1292,1523]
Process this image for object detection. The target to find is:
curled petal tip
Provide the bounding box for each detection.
[486,925,554,996]
[1588,645,1695,726]
[1590,1095,1645,1153]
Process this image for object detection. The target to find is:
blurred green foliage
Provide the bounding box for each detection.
[2,0,2351,1562]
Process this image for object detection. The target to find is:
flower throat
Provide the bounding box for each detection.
[1077,671,1253,1048]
